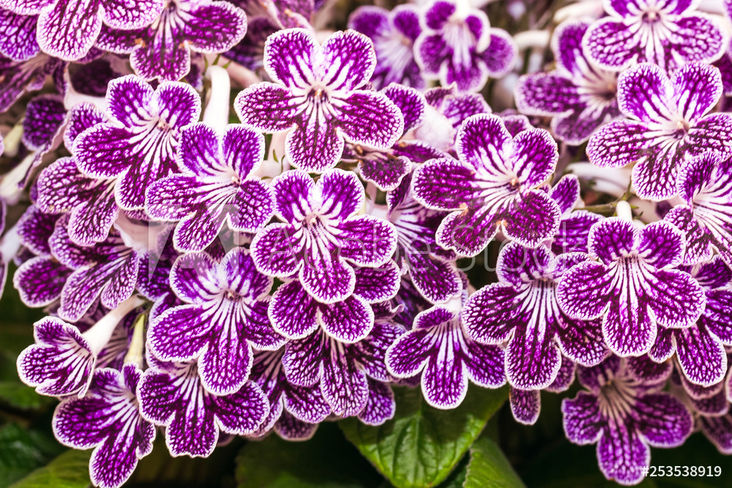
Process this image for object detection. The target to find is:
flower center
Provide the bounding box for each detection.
[641,9,661,24]
[598,375,636,421]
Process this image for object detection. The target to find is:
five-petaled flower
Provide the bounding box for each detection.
[562,356,693,485]
[412,113,560,257]
[251,169,397,304]
[587,63,732,201]
[414,0,516,92]
[146,123,275,252]
[557,217,706,357]
[148,248,284,396]
[235,28,404,172]
[516,20,620,145]
[386,302,506,409]
[53,365,155,488]
[584,0,727,72]
[463,243,608,391]
[97,0,247,81]
[74,75,201,211]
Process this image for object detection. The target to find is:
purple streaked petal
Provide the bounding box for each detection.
[462,283,517,345]
[502,191,561,248]
[36,0,101,61]
[169,251,219,304]
[17,317,93,397]
[262,28,315,89]
[550,175,581,214]
[14,256,70,307]
[675,325,727,386]
[597,423,649,485]
[588,218,638,264]
[358,379,395,426]
[556,261,613,320]
[636,392,693,447]
[148,305,211,361]
[101,0,161,30]
[561,391,602,445]
[353,260,400,303]
[336,216,397,268]
[318,30,375,91]
[333,91,403,149]
[617,64,675,123]
[282,334,323,387]
[268,281,318,340]
[603,301,655,357]
[285,121,344,173]
[510,388,540,425]
[16,205,57,255]
[0,9,38,61]
[22,94,65,150]
[647,269,705,328]
[320,349,369,417]
[455,113,512,172]
[638,220,684,268]
[586,120,652,169]
[505,330,561,390]
[383,83,425,132]
[464,341,506,388]
[234,83,300,132]
[673,63,723,122]
[320,295,374,343]
[552,211,604,255]
[184,1,247,53]
[481,29,516,76]
[250,224,299,277]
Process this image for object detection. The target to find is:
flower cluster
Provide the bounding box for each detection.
[2,0,732,486]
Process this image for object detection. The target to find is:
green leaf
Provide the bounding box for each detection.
[236,423,383,488]
[464,436,524,488]
[0,382,53,410]
[9,449,91,488]
[340,385,508,488]
[0,423,64,486]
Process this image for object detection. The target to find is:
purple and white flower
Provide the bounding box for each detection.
[138,357,269,457]
[414,0,516,92]
[53,365,155,488]
[148,248,284,396]
[562,356,693,485]
[516,20,620,145]
[557,216,706,357]
[74,75,201,211]
[463,243,608,390]
[587,63,732,201]
[146,123,275,252]
[583,0,727,72]
[386,303,506,409]
[97,0,247,81]
[283,319,404,418]
[412,113,560,257]
[234,28,404,172]
[17,297,142,397]
[348,5,425,89]
[251,169,397,304]
[0,0,162,61]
